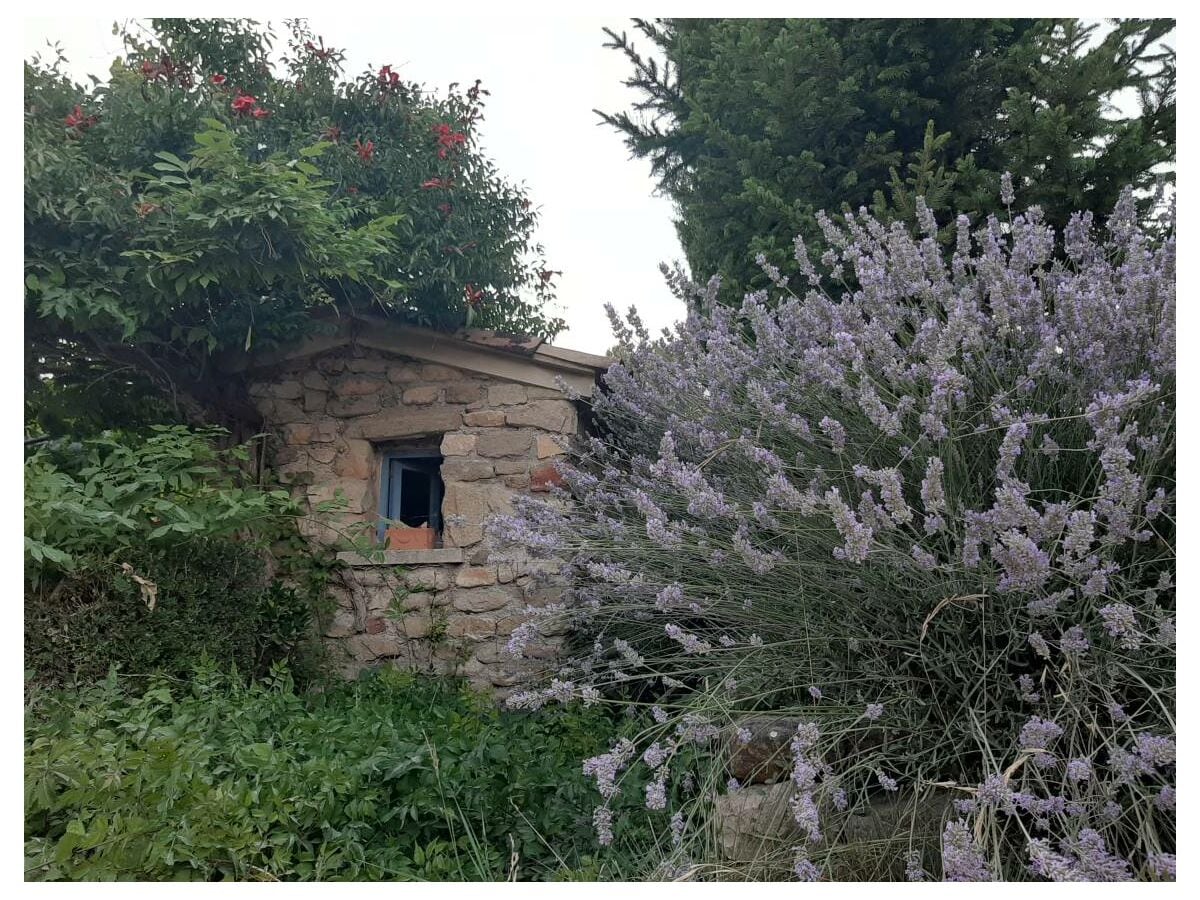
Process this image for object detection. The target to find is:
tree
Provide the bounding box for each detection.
[599,18,1175,304]
[25,19,564,434]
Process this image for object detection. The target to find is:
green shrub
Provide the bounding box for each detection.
[25,538,317,686]
[25,665,653,881]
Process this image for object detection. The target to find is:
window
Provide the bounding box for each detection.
[378,451,444,543]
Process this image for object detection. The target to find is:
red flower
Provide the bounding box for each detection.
[354,138,375,163]
[322,125,342,143]
[250,106,270,119]
[464,284,484,307]
[421,177,454,190]
[134,201,161,218]
[210,74,227,86]
[347,186,359,194]
[141,60,157,78]
[432,122,467,159]
[231,93,257,115]
[64,105,98,133]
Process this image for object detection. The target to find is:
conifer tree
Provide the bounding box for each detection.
[600,18,1175,303]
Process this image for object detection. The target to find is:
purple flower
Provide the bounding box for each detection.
[864,703,885,721]
[942,820,992,881]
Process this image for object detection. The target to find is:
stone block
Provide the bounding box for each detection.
[452,585,516,612]
[713,783,799,862]
[503,475,531,489]
[346,357,390,373]
[284,423,314,446]
[531,464,566,492]
[488,384,527,406]
[304,390,327,413]
[405,566,453,592]
[329,395,382,417]
[270,381,303,400]
[386,363,422,383]
[446,615,499,640]
[440,433,477,456]
[421,364,464,381]
[403,386,441,405]
[726,717,804,785]
[307,478,368,514]
[445,383,484,404]
[352,407,465,440]
[365,616,387,635]
[398,614,434,640]
[463,409,506,427]
[440,459,494,482]
[476,429,532,458]
[334,439,374,479]
[273,400,308,424]
[322,609,357,639]
[317,355,347,375]
[331,375,386,398]
[505,399,577,433]
[493,460,529,475]
[441,482,514,546]
[536,435,568,458]
[309,446,337,465]
[454,566,498,588]
[301,370,328,391]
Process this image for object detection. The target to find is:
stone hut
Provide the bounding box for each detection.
[233,313,609,688]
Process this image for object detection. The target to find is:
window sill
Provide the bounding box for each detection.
[336,548,465,566]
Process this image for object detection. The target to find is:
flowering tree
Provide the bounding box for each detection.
[25,19,563,432]
[490,187,1175,880]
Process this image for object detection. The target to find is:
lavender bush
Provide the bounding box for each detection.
[489,187,1175,881]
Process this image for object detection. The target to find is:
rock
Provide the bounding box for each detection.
[488,384,527,406]
[505,400,578,433]
[270,381,304,400]
[387,363,423,383]
[398,614,434,640]
[451,584,518,612]
[421,363,464,381]
[284,423,314,446]
[446,615,499,640]
[301,371,328,391]
[328,395,382,417]
[403,386,441,405]
[322,609,357,638]
[309,446,337,465]
[531,464,566,492]
[440,433,477,456]
[492,459,528,475]
[334,439,374,479]
[455,567,498,588]
[346,357,390,373]
[445,383,484,404]
[307,478,368,514]
[475,429,532,458]
[352,407,465,440]
[726,717,804,785]
[714,782,799,862]
[405,567,452,591]
[332,375,387,398]
[304,390,327,413]
[503,475,531,489]
[440,459,494,482]
[462,409,506,427]
[316,355,347,375]
[536,435,568,458]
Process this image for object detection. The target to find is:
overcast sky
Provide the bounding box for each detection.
[23,16,687,355]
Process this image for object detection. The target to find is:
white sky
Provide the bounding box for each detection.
[23,16,688,355]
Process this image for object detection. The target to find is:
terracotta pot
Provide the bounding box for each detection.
[385,525,436,551]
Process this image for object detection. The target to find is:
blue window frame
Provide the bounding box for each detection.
[377,451,444,543]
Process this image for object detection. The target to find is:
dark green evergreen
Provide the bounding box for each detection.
[600,18,1175,303]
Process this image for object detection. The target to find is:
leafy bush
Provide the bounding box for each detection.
[24,426,332,685]
[24,426,296,585]
[25,538,315,685]
[490,188,1175,880]
[26,18,562,432]
[25,666,654,881]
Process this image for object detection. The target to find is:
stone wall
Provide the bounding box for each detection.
[248,344,578,689]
